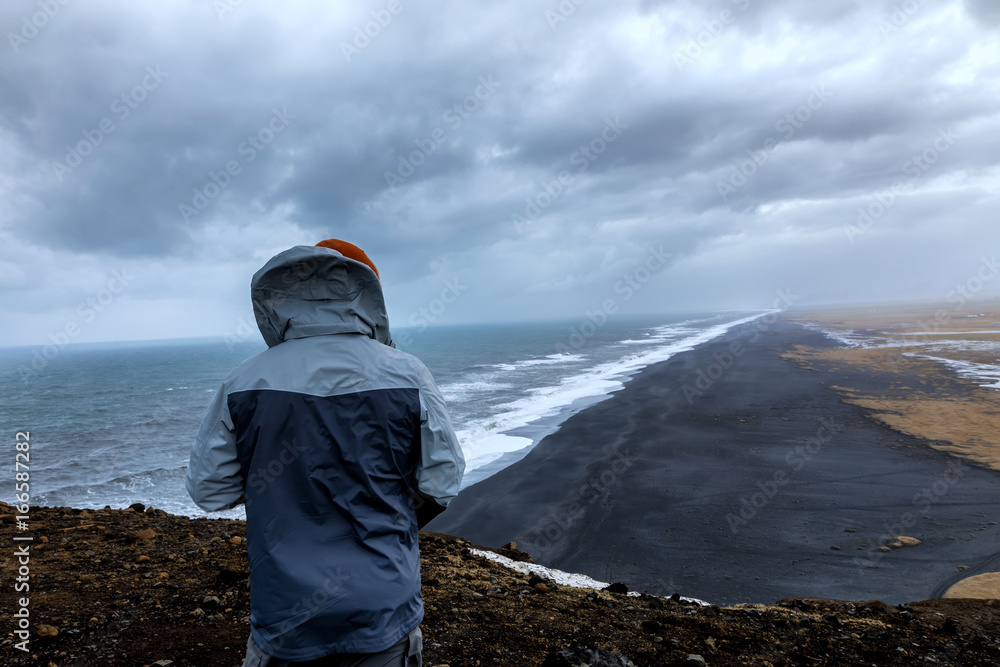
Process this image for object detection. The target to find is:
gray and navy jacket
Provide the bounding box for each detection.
[185,245,465,661]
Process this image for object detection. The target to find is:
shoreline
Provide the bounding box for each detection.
[461,311,772,488]
[428,318,1000,605]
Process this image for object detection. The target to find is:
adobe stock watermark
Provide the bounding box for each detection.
[716,85,834,202]
[727,416,844,534]
[16,270,134,380]
[876,0,930,41]
[511,116,628,233]
[264,565,353,654]
[394,271,468,348]
[866,255,999,344]
[138,400,179,441]
[681,289,799,403]
[853,459,966,573]
[7,0,73,54]
[545,0,587,31]
[340,0,409,63]
[522,448,636,554]
[554,245,670,355]
[244,438,307,507]
[948,255,1000,310]
[645,576,682,600]
[672,0,751,70]
[221,314,260,353]
[213,0,245,21]
[383,76,501,190]
[178,107,295,222]
[843,126,958,243]
[50,66,169,182]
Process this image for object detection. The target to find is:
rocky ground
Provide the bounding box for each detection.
[2,503,1000,666]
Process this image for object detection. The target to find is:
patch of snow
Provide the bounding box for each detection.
[468,548,710,606]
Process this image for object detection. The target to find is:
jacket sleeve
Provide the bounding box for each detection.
[414,365,466,527]
[185,383,245,512]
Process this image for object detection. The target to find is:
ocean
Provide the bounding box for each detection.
[0,311,767,519]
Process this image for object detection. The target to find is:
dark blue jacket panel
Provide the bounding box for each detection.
[229,387,423,657]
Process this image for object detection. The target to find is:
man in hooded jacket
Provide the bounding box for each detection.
[186,239,465,666]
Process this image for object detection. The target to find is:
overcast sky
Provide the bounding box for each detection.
[2,0,999,347]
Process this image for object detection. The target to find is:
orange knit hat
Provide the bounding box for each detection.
[315,239,379,279]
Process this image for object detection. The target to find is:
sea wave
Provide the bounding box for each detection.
[456,311,770,477]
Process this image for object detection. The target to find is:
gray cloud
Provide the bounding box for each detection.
[1,0,998,345]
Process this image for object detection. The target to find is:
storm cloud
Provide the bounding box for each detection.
[1,0,998,345]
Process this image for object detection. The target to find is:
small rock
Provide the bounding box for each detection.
[230,536,243,545]
[640,620,663,633]
[152,661,174,666]
[541,644,636,666]
[37,624,59,637]
[533,583,548,592]
[203,596,222,608]
[158,572,170,579]
[891,536,922,548]
[683,655,707,666]
[134,528,157,541]
[605,582,629,595]
[39,536,49,544]
[137,555,151,563]
[129,503,145,513]
[503,541,517,550]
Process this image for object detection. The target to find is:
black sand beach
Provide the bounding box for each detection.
[428,319,1000,606]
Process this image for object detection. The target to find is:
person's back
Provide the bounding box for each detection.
[186,241,465,665]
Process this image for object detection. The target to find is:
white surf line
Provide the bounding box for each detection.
[469,548,710,606]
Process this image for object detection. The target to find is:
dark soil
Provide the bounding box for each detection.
[2,503,999,666]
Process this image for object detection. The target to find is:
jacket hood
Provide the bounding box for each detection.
[251,245,393,348]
